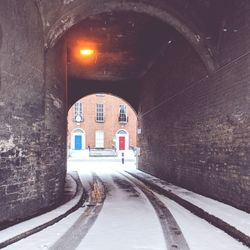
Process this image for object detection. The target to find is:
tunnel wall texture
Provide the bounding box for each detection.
[138,2,250,212]
[0,1,66,226]
[37,0,215,72]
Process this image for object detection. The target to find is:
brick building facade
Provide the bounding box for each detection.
[67,94,137,151]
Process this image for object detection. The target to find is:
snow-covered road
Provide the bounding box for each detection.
[4,161,249,250]
[75,169,167,250]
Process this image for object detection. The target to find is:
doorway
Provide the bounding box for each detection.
[71,128,85,150]
[116,129,129,151]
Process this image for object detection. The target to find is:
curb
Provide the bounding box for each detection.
[126,171,250,248]
[0,172,86,249]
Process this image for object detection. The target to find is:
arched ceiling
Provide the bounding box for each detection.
[66,12,174,81]
[35,0,240,110]
[36,0,226,72]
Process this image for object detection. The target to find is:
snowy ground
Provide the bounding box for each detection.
[75,169,166,250]
[127,170,250,238]
[3,160,249,250]
[68,149,136,161]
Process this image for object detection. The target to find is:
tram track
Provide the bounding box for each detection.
[4,168,248,250]
[0,172,86,249]
[115,171,190,250]
[124,170,250,248]
[49,172,106,250]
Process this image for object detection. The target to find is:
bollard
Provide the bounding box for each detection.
[121,152,124,164]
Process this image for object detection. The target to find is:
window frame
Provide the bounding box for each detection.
[73,102,83,122]
[118,104,128,123]
[96,103,104,122]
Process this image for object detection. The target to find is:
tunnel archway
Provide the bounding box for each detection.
[60,4,250,213]
[1,0,250,226]
[43,0,216,72]
[64,9,211,115]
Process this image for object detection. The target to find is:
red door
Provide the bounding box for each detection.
[119,136,125,150]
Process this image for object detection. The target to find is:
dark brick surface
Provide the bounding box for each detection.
[0,0,66,225]
[0,0,250,225]
[138,1,250,212]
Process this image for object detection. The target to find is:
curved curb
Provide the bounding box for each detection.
[125,171,250,248]
[0,172,86,249]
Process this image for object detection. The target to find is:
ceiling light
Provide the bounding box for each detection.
[80,49,95,56]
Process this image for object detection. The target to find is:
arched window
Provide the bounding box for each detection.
[117,129,127,135]
[73,128,84,133]
[73,102,83,122]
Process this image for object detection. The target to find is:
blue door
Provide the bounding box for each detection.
[75,135,82,150]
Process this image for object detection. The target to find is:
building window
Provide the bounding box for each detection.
[74,102,83,122]
[96,103,104,122]
[118,104,128,123]
[95,130,104,148]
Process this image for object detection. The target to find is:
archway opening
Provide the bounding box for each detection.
[41,2,249,214]
[1,0,250,228]
[63,9,210,194]
[67,93,138,168]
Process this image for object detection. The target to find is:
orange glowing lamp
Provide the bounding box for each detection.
[80,49,95,56]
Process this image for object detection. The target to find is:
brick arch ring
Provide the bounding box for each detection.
[45,0,216,73]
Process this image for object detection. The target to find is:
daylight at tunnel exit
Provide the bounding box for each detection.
[0,0,250,250]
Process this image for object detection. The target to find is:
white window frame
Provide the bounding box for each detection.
[73,102,83,122]
[118,104,128,123]
[96,103,104,122]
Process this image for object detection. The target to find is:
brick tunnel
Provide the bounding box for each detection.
[0,0,250,226]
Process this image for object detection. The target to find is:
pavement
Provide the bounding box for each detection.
[125,169,250,248]
[1,165,249,249]
[0,172,85,249]
[68,149,136,162]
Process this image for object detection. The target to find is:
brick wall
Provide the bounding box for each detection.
[68,94,137,149]
[1,0,250,225]
[0,0,66,226]
[138,1,250,212]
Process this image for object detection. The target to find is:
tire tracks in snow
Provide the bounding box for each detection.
[117,171,190,250]
[49,172,106,250]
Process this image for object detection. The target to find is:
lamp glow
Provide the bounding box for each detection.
[80,49,94,56]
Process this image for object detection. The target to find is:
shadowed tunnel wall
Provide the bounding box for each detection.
[138,2,250,212]
[0,0,250,225]
[0,0,67,225]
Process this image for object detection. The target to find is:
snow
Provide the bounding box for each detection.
[128,169,250,237]
[2,160,250,250]
[4,171,94,250]
[0,173,81,244]
[76,170,166,250]
[68,149,136,161]
[154,192,249,250]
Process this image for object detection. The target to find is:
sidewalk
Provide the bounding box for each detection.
[0,172,85,249]
[68,149,136,161]
[126,169,250,248]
